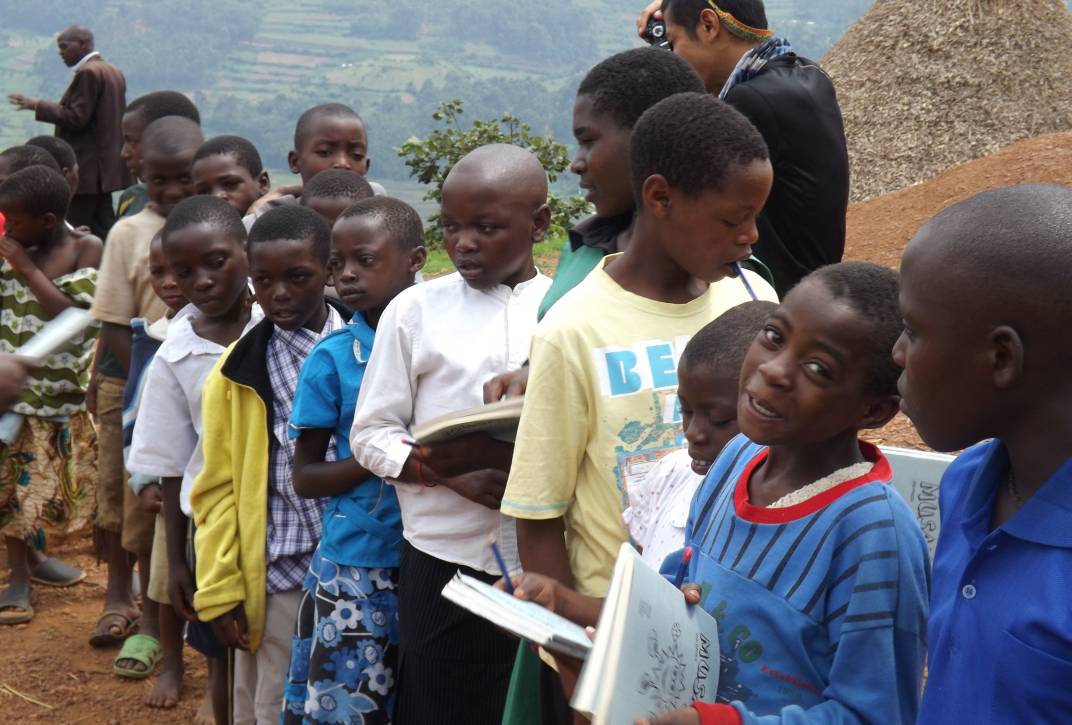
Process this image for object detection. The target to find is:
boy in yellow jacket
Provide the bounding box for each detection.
[191,205,351,724]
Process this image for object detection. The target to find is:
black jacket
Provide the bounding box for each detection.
[725,53,849,295]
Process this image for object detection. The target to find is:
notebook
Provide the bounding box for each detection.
[440,572,592,660]
[572,543,720,724]
[411,396,525,444]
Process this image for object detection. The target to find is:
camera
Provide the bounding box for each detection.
[643,18,671,50]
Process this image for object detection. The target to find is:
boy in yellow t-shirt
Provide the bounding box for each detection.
[501,93,777,630]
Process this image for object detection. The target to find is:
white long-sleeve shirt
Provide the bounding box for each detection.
[350,270,551,574]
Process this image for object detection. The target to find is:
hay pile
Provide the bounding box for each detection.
[822,0,1072,201]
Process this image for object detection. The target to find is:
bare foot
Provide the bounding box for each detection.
[144,657,183,709]
[194,690,216,725]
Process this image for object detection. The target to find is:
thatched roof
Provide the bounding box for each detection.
[822,0,1072,201]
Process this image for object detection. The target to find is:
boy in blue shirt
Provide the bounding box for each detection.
[645,262,929,725]
[282,197,426,723]
[894,184,1072,724]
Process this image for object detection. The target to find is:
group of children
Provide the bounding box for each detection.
[0,38,1069,725]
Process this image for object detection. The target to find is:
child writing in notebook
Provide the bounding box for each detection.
[281,196,426,723]
[642,262,930,725]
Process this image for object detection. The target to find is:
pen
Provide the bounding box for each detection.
[672,547,693,589]
[734,262,759,301]
[489,534,515,594]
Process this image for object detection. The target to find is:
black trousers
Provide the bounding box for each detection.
[68,192,117,239]
[395,541,517,724]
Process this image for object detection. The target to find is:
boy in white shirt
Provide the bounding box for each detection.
[349,144,552,724]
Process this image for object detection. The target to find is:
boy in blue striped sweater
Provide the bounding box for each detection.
[646,262,929,725]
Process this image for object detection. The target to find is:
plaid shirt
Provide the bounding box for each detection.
[264,305,344,592]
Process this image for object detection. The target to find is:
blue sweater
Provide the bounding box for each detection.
[671,435,929,724]
[920,440,1072,723]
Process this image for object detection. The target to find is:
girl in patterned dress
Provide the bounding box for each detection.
[0,166,101,623]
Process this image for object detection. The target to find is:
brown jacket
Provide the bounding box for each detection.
[35,54,131,195]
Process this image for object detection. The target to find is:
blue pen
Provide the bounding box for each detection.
[672,547,693,589]
[490,534,515,594]
[734,262,759,301]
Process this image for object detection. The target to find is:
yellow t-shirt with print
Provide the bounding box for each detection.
[501,254,777,598]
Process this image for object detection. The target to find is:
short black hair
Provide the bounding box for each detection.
[294,103,363,149]
[630,92,768,200]
[25,136,77,171]
[662,0,768,38]
[680,299,777,375]
[576,48,705,130]
[126,91,201,126]
[248,205,331,265]
[193,135,264,177]
[0,165,71,219]
[338,197,425,251]
[0,145,62,174]
[807,261,902,398]
[161,195,246,247]
[301,169,374,203]
[142,116,205,159]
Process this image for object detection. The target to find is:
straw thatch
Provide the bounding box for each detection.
[822,0,1072,201]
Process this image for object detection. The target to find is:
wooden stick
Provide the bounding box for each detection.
[0,682,54,710]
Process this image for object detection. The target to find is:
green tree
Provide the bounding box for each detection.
[398,99,590,247]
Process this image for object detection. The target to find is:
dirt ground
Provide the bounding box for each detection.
[4,131,1071,723]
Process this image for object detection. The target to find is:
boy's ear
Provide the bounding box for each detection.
[990,325,1024,389]
[698,7,722,42]
[530,203,551,243]
[287,150,301,175]
[856,395,900,432]
[363,158,372,175]
[409,245,428,274]
[41,211,60,231]
[257,170,271,196]
[641,174,672,219]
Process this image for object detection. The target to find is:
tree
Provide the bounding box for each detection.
[397,99,590,247]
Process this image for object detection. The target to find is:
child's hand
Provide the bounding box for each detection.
[85,373,99,415]
[441,468,507,509]
[636,707,701,725]
[635,0,664,37]
[413,433,511,477]
[498,572,561,613]
[483,367,529,402]
[168,561,198,622]
[211,604,250,650]
[138,483,163,513]
[682,583,702,606]
[0,237,34,275]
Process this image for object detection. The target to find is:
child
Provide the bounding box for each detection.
[642,262,929,725]
[894,184,1072,723]
[88,115,203,665]
[282,196,427,723]
[624,299,775,569]
[299,168,375,227]
[349,144,553,723]
[192,205,350,724]
[128,195,259,720]
[25,136,80,200]
[502,92,776,632]
[117,91,201,219]
[0,145,63,185]
[0,166,101,623]
[192,134,270,215]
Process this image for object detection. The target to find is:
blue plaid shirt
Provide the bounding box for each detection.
[264,306,343,592]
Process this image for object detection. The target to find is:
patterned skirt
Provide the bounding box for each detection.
[283,551,401,724]
[0,412,97,541]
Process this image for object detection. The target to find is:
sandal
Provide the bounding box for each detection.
[113,633,163,680]
[0,582,34,625]
[30,556,86,587]
[89,608,139,647]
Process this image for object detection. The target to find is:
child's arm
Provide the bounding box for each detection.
[515,518,604,626]
[100,323,132,375]
[0,238,78,317]
[162,475,197,622]
[293,428,375,499]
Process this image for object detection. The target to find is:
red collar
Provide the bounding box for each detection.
[734,441,891,524]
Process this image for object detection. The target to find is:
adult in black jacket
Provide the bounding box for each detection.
[639,0,848,295]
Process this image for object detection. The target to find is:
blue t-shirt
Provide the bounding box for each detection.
[920,440,1072,724]
[289,312,403,569]
[666,435,929,724]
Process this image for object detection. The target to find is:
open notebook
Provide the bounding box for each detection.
[440,572,592,660]
[573,543,721,724]
[411,396,525,444]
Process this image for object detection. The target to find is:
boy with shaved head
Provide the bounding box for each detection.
[350,143,552,722]
[895,184,1072,724]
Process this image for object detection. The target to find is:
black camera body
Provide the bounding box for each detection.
[643,18,671,50]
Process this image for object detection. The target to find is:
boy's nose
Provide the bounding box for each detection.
[757,356,791,389]
[570,154,585,175]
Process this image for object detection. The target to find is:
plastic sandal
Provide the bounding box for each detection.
[113,633,163,680]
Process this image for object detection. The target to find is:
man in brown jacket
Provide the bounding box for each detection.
[9,26,131,237]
